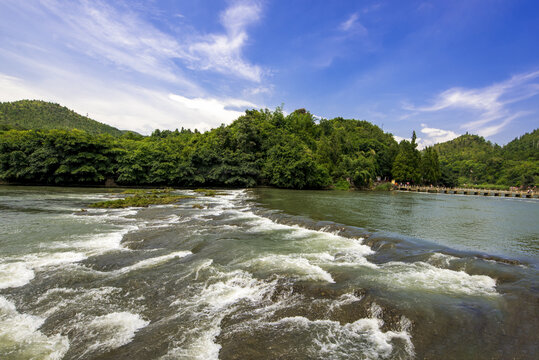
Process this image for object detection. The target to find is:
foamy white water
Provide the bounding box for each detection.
[81,312,149,355]
[0,296,70,360]
[378,261,498,296]
[1,187,534,359]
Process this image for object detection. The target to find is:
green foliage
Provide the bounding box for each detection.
[2,100,534,189]
[434,131,539,187]
[503,129,539,161]
[333,178,351,190]
[0,129,116,184]
[90,192,194,208]
[0,100,126,136]
[421,147,441,184]
[193,189,226,196]
[468,184,510,191]
[263,138,331,189]
[315,117,396,183]
[392,132,421,184]
[374,182,394,191]
[0,106,397,189]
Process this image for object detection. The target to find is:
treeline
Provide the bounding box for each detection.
[0,108,441,189]
[0,104,536,189]
[434,130,539,187]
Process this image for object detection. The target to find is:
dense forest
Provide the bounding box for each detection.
[434,130,539,188]
[0,101,537,189]
[0,100,126,136]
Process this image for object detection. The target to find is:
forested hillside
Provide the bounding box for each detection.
[0,100,125,136]
[0,108,403,188]
[0,102,536,189]
[434,130,539,187]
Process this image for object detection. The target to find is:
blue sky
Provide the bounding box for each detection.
[1,0,538,146]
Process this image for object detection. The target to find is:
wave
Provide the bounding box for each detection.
[376,261,498,296]
[163,268,276,360]
[241,254,335,283]
[79,312,149,356]
[0,296,69,360]
[258,312,414,359]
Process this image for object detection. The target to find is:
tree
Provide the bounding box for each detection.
[392,132,421,183]
[421,147,441,184]
[263,138,330,189]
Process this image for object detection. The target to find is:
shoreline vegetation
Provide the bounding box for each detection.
[1,100,537,191]
[88,188,226,208]
[89,188,193,208]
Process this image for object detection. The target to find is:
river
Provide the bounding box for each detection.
[0,186,537,359]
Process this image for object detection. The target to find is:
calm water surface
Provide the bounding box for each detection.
[0,186,537,359]
[254,188,539,263]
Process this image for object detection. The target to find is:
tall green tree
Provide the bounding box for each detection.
[421,146,441,184]
[392,131,421,183]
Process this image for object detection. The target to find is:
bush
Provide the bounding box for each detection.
[333,178,350,190]
[374,182,394,191]
[90,192,193,208]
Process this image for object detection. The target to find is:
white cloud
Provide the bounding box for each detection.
[169,94,257,125]
[339,13,368,35]
[0,74,41,99]
[472,111,531,137]
[35,0,193,83]
[340,13,359,31]
[188,1,263,81]
[0,72,258,134]
[0,0,267,133]
[2,0,264,83]
[393,134,429,149]
[243,85,274,96]
[393,135,408,143]
[393,125,459,149]
[419,125,459,147]
[407,71,539,137]
[221,1,261,36]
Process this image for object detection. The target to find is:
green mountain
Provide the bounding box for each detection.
[0,100,125,136]
[503,128,539,161]
[433,131,539,187]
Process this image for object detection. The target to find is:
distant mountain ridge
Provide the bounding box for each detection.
[0,100,126,136]
[503,128,539,161]
[434,130,539,160]
[433,130,539,186]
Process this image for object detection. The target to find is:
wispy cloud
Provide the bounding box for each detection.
[243,85,274,96]
[339,13,368,35]
[340,13,359,31]
[407,71,539,137]
[187,1,263,82]
[32,0,264,82]
[33,0,193,83]
[0,0,266,132]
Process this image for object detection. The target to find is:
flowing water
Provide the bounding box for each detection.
[0,186,537,359]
